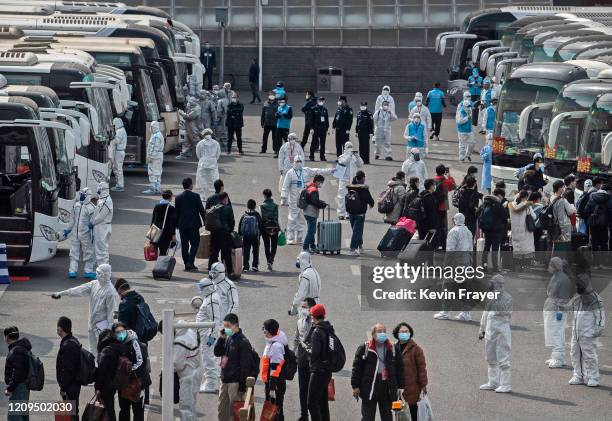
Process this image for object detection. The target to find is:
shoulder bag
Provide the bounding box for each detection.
[146,204,170,244]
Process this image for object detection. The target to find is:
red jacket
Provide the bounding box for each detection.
[433,175,456,211]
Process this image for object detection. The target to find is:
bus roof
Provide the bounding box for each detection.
[2,84,59,103]
[0,95,39,117]
[509,62,590,82]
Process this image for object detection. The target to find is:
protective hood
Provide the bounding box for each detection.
[412,113,421,121]
[381,85,390,94]
[266,330,288,347]
[549,256,565,272]
[293,155,304,170]
[79,187,92,204]
[151,121,161,134]
[483,78,491,87]
[197,278,216,296]
[217,90,227,99]
[174,322,199,350]
[96,263,112,286]
[97,181,110,198]
[209,262,226,283]
[288,133,298,144]
[462,91,471,100]
[414,92,423,100]
[472,68,479,77]
[575,274,603,309]
[113,117,124,130]
[201,128,214,139]
[583,179,593,191]
[453,212,465,225]
[297,251,312,271]
[490,274,505,292]
[343,141,353,153]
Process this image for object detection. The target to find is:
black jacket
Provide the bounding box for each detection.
[458,187,482,226]
[418,190,439,233]
[117,290,145,332]
[175,190,206,231]
[214,329,253,392]
[150,203,176,245]
[346,184,375,215]
[355,110,374,136]
[56,335,81,393]
[118,337,152,389]
[305,320,334,373]
[95,331,120,393]
[351,341,404,401]
[4,337,32,392]
[248,63,259,83]
[226,102,245,129]
[400,188,420,218]
[333,106,353,131]
[301,97,318,122]
[261,100,277,128]
[200,47,216,69]
[310,105,329,130]
[238,210,263,237]
[477,195,507,234]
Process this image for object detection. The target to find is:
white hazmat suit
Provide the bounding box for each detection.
[374,85,396,115]
[373,105,398,160]
[401,148,428,187]
[409,102,432,132]
[457,99,475,162]
[195,279,222,393]
[92,182,113,266]
[53,264,118,356]
[479,274,512,393]
[67,188,96,278]
[543,257,574,368]
[335,141,363,219]
[145,121,165,194]
[210,262,239,317]
[281,157,334,244]
[278,133,304,193]
[178,96,202,159]
[109,118,127,192]
[289,251,321,315]
[195,129,221,202]
[173,322,203,421]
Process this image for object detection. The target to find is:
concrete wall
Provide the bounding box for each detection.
[208,46,450,95]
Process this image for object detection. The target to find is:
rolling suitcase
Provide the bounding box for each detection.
[153,246,177,280]
[316,208,342,255]
[196,230,211,259]
[398,229,436,263]
[378,226,412,258]
[228,247,243,280]
[475,237,485,267]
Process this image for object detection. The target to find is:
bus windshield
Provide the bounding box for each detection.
[156,66,174,112]
[35,127,57,192]
[580,101,612,166]
[531,41,565,62]
[497,77,565,152]
[86,87,113,141]
[51,128,73,176]
[139,69,161,121]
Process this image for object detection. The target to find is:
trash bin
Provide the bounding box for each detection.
[317,67,343,93]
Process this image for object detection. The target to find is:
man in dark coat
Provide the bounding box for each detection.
[175,177,206,271]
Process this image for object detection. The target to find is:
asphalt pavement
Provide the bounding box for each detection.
[1,95,611,421]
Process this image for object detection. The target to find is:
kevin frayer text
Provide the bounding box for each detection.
[372,288,500,301]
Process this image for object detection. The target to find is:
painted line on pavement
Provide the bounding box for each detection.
[122,208,155,215]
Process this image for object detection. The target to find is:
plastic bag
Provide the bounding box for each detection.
[277,230,287,246]
[416,392,433,421]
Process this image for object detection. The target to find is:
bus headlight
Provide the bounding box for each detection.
[40,224,58,241]
[92,170,108,183]
[58,208,71,223]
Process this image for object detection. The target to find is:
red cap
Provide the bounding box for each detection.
[310,303,326,319]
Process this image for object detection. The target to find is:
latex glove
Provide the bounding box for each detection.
[346,130,350,134]
[63,229,71,238]
[51,293,61,300]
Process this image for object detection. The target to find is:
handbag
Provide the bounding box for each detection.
[120,374,142,402]
[231,400,248,421]
[259,398,279,421]
[525,208,536,232]
[327,377,335,401]
[144,242,158,261]
[277,230,286,246]
[82,395,105,421]
[146,204,170,243]
[416,392,433,421]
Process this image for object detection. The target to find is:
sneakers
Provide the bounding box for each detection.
[252,267,259,272]
[568,376,583,385]
[243,267,249,272]
[358,246,364,254]
[68,271,77,278]
[455,312,472,322]
[435,135,440,141]
[287,239,296,245]
[467,156,472,161]
[175,154,189,160]
[479,383,498,391]
[495,385,512,393]
[110,186,124,192]
[375,155,380,160]
[433,311,450,320]
[320,157,327,162]
[267,262,273,271]
[273,154,279,158]
[199,384,218,394]
[142,188,157,195]
[338,215,346,220]
[348,249,360,256]
[586,379,599,387]
[547,359,563,368]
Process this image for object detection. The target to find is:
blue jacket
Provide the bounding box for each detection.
[456,104,472,134]
[468,70,483,98]
[275,104,293,129]
[485,105,496,131]
[408,100,417,112]
[405,122,426,148]
[480,144,492,190]
[481,89,492,107]
[426,88,445,113]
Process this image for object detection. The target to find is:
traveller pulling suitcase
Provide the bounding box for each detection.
[378,226,412,258]
[317,207,342,255]
[153,245,177,281]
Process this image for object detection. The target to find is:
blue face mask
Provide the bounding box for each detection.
[224,328,234,337]
[398,332,411,342]
[375,332,387,343]
[116,331,128,342]
[97,189,102,195]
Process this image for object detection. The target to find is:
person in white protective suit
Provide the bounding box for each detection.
[199,90,216,130]
[336,141,364,220]
[144,121,165,194]
[51,264,118,357]
[280,156,334,244]
[277,132,304,193]
[109,118,128,192]
[409,98,432,133]
[288,251,321,316]
[543,257,574,368]
[374,85,396,115]
[91,182,113,266]
[65,187,97,279]
[209,262,239,317]
[373,100,398,161]
[194,277,222,393]
[177,96,202,160]
[164,318,202,421]
[195,128,221,202]
[401,147,428,187]
[214,88,229,151]
[567,274,606,387]
[479,274,512,393]
[456,97,475,162]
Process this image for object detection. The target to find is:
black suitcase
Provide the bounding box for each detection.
[399,230,436,263]
[378,226,412,257]
[153,247,177,280]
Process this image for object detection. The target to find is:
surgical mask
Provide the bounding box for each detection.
[416,100,422,106]
[79,192,86,202]
[294,162,303,170]
[383,90,389,95]
[268,96,275,100]
[413,119,420,125]
[398,332,411,342]
[375,332,387,343]
[318,102,324,106]
[413,153,420,161]
[299,307,310,318]
[224,328,234,337]
[231,98,237,103]
[279,102,286,107]
[337,101,343,107]
[360,106,366,111]
[116,331,128,342]
[382,106,389,111]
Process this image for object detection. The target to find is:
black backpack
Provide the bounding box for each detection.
[345,190,362,215]
[477,203,494,231]
[406,196,425,223]
[282,345,298,381]
[326,331,346,373]
[433,179,447,209]
[576,191,591,219]
[205,204,224,231]
[26,351,45,391]
[588,203,609,228]
[538,199,561,240]
[248,346,261,380]
[77,345,96,386]
[134,301,158,343]
[298,188,309,210]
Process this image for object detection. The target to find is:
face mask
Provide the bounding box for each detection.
[79,192,86,202]
[279,102,286,107]
[289,138,296,144]
[337,101,343,107]
[268,96,275,100]
[383,90,389,95]
[224,327,234,337]
[398,332,411,342]
[360,106,366,111]
[413,153,420,161]
[299,307,310,318]
[294,163,303,170]
[413,119,421,125]
[116,331,128,342]
[318,102,324,106]
[295,260,301,269]
[97,189,102,195]
[416,101,422,106]
[231,98,237,103]
[382,106,389,111]
[375,332,387,343]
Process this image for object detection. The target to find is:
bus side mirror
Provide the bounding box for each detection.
[602,132,612,167]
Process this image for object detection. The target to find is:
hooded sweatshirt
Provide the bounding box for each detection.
[306,320,335,373]
[4,337,32,392]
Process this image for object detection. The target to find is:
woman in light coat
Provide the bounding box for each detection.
[508,190,534,270]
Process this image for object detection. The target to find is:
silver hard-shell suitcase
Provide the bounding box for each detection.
[316,208,342,254]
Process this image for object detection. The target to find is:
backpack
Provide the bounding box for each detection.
[240,214,260,237]
[26,351,45,391]
[298,188,310,210]
[477,203,494,231]
[538,199,562,240]
[77,345,96,386]
[113,356,133,390]
[345,189,362,215]
[327,331,346,373]
[282,345,298,381]
[205,204,224,231]
[248,347,261,380]
[588,203,609,229]
[406,196,425,223]
[134,301,158,343]
[576,191,591,219]
[377,187,396,214]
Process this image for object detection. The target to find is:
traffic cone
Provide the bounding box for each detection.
[0,243,9,284]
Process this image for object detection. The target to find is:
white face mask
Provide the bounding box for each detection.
[383,90,389,95]
[360,106,366,111]
[383,106,389,111]
[413,119,421,124]
[317,101,324,106]
[416,100,422,106]
[299,307,310,318]
[337,101,343,107]
[231,98,237,103]
[268,96,275,100]
[289,137,296,144]
[279,102,286,107]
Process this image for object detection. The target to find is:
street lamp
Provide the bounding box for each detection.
[215,7,228,85]
[259,0,267,92]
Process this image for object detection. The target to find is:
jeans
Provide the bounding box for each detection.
[349,214,365,250]
[8,383,30,421]
[262,231,279,264]
[242,235,260,270]
[118,395,144,421]
[227,127,243,153]
[431,112,442,136]
[307,371,332,421]
[298,364,310,417]
[261,125,276,152]
[179,228,199,268]
[303,215,317,251]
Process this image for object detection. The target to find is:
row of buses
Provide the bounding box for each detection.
[435,5,612,192]
[0,1,204,265]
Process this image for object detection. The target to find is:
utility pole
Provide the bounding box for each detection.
[216,7,228,85]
